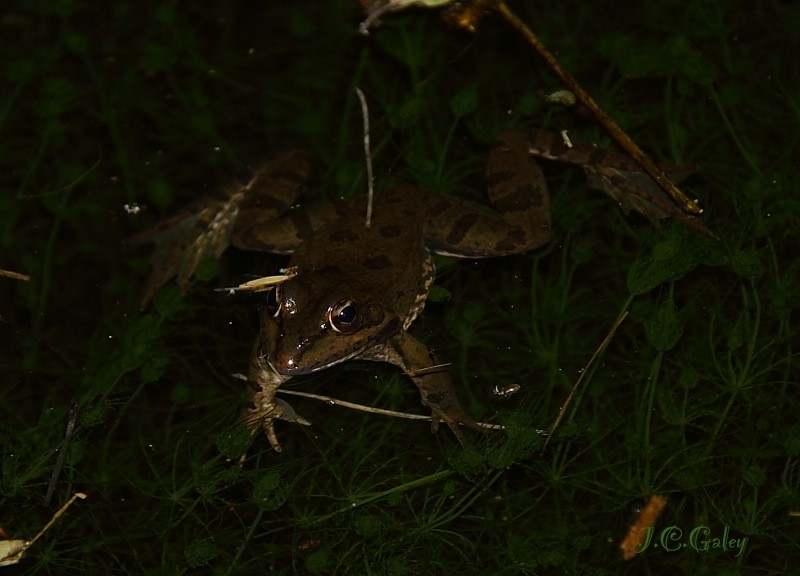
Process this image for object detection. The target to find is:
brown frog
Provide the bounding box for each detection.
[136,128,707,451]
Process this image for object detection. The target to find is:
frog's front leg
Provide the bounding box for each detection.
[241,334,310,452]
[362,331,483,446]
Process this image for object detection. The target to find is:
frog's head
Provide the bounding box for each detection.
[258,275,402,375]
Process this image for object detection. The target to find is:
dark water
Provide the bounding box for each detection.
[1,1,797,573]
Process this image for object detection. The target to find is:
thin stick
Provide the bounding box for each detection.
[45,401,78,506]
[276,388,504,430]
[278,388,434,420]
[355,87,375,228]
[408,362,452,377]
[543,310,629,451]
[25,492,87,549]
[0,269,30,281]
[214,267,299,294]
[493,0,702,216]
[17,151,101,198]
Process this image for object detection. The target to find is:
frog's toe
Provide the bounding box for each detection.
[263,420,283,453]
[274,398,311,426]
[240,397,311,453]
[429,410,473,447]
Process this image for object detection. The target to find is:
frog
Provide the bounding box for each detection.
[136,127,709,451]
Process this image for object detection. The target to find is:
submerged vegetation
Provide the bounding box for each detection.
[1,1,798,574]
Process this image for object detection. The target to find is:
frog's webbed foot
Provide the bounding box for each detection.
[132,150,308,309]
[240,392,311,453]
[239,340,310,452]
[526,128,717,239]
[419,385,485,447]
[132,195,243,309]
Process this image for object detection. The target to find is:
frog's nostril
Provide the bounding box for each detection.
[273,352,299,374]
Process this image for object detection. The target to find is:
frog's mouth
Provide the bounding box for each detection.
[271,348,362,376]
[267,316,403,376]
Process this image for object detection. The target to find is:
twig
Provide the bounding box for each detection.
[491,0,703,216]
[17,151,101,198]
[408,362,452,377]
[279,388,431,420]
[276,388,503,430]
[45,401,78,506]
[27,493,87,549]
[0,269,30,281]
[214,267,299,294]
[543,309,629,451]
[0,493,87,566]
[355,87,375,228]
[358,1,708,219]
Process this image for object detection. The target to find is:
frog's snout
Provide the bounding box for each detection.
[271,332,312,376]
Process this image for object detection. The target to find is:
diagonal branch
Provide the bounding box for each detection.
[491,0,708,221]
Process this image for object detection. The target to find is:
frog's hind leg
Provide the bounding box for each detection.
[232,151,387,254]
[229,150,311,252]
[133,150,309,309]
[425,129,551,258]
[486,129,551,250]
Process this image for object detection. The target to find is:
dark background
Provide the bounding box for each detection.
[1,1,798,573]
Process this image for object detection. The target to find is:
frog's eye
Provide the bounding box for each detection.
[329,298,359,333]
[265,286,282,317]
